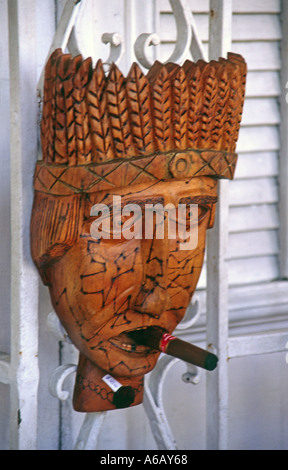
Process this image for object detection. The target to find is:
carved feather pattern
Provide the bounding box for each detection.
[63,55,82,166]
[41,49,61,163]
[183,61,202,148]
[54,53,71,164]
[86,59,114,162]
[148,63,172,152]
[227,53,247,151]
[73,57,93,164]
[198,63,218,149]
[40,51,53,154]
[42,49,63,163]
[221,61,234,152]
[212,63,230,150]
[40,49,246,165]
[170,66,189,150]
[106,64,135,159]
[222,62,242,152]
[50,55,62,163]
[229,64,242,152]
[126,62,155,155]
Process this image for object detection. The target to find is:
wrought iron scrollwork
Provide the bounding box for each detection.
[134,0,206,68]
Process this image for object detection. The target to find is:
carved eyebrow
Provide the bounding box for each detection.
[106,196,165,209]
[179,196,218,205]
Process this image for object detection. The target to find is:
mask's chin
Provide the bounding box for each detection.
[72,353,146,412]
[55,289,193,411]
[72,326,173,412]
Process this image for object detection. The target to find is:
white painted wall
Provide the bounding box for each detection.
[0,0,287,450]
[0,0,11,451]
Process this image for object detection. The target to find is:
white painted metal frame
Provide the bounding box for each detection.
[206,0,232,450]
[206,0,288,450]
[37,0,83,97]
[5,0,39,450]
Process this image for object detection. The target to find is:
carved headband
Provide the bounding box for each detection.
[34,49,246,195]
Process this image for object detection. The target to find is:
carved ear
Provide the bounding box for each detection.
[30,192,81,284]
[208,203,217,229]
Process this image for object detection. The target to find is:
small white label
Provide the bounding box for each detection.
[102,374,122,392]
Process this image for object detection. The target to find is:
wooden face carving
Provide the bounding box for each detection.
[31,176,217,410]
[31,49,246,411]
[42,177,217,370]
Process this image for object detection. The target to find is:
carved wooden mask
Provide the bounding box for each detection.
[30,49,246,411]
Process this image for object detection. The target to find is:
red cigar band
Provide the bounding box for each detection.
[160,333,176,353]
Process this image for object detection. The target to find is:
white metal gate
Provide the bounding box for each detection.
[1,0,288,450]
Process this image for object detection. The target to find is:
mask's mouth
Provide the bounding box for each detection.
[109,326,166,354]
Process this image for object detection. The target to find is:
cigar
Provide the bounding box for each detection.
[102,374,135,408]
[129,327,218,371]
[158,333,218,371]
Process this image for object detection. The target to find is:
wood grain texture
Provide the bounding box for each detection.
[30,191,81,284]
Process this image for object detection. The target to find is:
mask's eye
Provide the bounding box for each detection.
[197,204,210,223]
[174,204,210,231]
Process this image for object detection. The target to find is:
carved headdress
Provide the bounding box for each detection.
[34,49,246,195]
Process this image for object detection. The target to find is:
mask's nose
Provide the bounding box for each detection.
[134,221,171,317]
